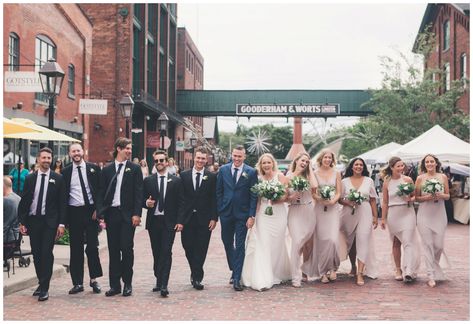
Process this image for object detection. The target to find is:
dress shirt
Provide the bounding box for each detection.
[69,161,94,206]
[154,172,168,216]
[231,164,243,183]
[192,167,204,190]
[29,169,51,216]
[111,160,126,207]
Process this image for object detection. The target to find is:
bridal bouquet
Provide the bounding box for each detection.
[396,182,415,207]
[251,180,286,215]
[346,189,367,215]
[422,178,444,203]
[318,185,336,212]
[289,176,310,192]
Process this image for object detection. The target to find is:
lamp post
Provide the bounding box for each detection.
[158,112,169,150]
[38,60,65,150]
[118,94,135,138]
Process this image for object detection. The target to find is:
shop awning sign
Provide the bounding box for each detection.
[236,103,340,116]
[79,99,108,115]
[4,71,43,92]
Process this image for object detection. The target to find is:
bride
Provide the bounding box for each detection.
[241,153,291,291]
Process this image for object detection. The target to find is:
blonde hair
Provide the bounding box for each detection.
[315,149,336,168]
[255,153,278,176]
[290,152,312,178]
[381,156,402,180]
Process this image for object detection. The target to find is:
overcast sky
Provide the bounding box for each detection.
[176,3,428,134]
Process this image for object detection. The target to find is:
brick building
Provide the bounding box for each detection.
[3,3,93,171]
[414,3,470,114]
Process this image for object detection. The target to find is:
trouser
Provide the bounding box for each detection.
[220,216,248,282]
[181,218,212,282]
[148,215,176,288]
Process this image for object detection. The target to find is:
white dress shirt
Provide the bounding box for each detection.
[112,160,126,207]
[69,161,94,206]
[154,172,168,216]
[29,169,51,216]
[192,167,204,190]
[231,164,243,183]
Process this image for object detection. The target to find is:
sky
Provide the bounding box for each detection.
[176,2,429,136]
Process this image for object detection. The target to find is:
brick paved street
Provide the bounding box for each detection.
[3,222,469,321]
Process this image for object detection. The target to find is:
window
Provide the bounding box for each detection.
[460,53,467,89]
[8,33,19,71]
[444,62,450,91]
[35,35,57,102]
[67,64,75,97]
[443,20,450,51]
[159,53,167,103]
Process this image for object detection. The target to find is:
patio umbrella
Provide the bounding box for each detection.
[3,118,81,142]
[3,117,40,136]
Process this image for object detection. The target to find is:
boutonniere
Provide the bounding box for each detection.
[202,175,208,181]
[49,179,55,184]
[167,178,172,183]
[125,168,131,172]
[242,172,248,179]
[90,168,95,173]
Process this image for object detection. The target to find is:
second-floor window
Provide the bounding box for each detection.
[68,64,75,97]
[460,53,467,89]
[443,20,450,51]
[8,33,19,71]
[444,62,450,91]
[35,35,57,102]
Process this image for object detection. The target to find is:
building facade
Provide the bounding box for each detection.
[414,3,470,114]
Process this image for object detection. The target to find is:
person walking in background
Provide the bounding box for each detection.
[216,145,258,291]
[18,147,67,301]
[339,158,379,286]
[286,152,318,288]
[167,158,179,176]
[9,161,29,194]
[62,143,103,295]
[100,137,143,297]
[140,159,149,178]
[415,154,450,288]
[180,147,217,291]
[53,159,63,174]
[3,176,21,248]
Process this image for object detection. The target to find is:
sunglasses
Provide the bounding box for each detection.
[154,158,166,163]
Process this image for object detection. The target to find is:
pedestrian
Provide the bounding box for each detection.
[9,161,29,194]
[140,159,149,178]
[143,150,185,297]
[100,137,143,297]
[53,159,63,174]
[3,176,21,245]
[216,145,258,291]
[62,143,103,295]
[167,157,179,176]
[18,147,67,301]
[180,147,217,291]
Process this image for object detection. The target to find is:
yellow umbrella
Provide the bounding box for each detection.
[4,118,81,142]
[3,117,41,136]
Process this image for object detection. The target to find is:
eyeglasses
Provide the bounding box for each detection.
[154,158,166,163]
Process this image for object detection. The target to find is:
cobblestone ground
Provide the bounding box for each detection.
[3,222,469,321]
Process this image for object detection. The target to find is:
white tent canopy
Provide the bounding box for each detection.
[358,142,402,164]
[389,125,470,164]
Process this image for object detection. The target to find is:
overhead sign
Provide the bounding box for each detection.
[175,140,185,151]
[79,99,108,115]
[4,71,43,92]
[236,104,340,116]
[147,132,171,149]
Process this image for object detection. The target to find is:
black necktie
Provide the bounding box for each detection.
[106,163,123,205]
[195,172,201,191]
[77,166,91,206]
[233,168,238,184]
[35,174,46,216]
[158,176,165,212]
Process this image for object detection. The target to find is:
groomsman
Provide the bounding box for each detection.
[18,147,67,301]
[180,147,218,290]
[100,137,143,297]
[143,150,185,297]
[62,143,103,294]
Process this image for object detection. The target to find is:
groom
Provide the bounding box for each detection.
[216,145,258,291]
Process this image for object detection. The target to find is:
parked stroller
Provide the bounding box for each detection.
[3,222,31,278]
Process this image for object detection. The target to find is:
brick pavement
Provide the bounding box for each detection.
[3,222,469,321]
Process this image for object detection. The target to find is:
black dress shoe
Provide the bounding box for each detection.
[160,287,169,297]
[229,277,234,285]
[122,284,132,297]
[69,285,84,294]
[32,286,41,297]
[105,287,121,297]
[192,280,204,290]
[90,281,101,294]
[38,291,49,301]
[233,281,243,291]
[404,275,413,283]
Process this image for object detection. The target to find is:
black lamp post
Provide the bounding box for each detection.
[158,112,169,150]
[118,94,135,138]
[38,59,65,150]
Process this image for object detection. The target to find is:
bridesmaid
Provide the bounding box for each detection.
[286,152,318,287]
[339,158,378,286]
[380,156,420,283]
[415,154,450,288]
[302,149,342,283]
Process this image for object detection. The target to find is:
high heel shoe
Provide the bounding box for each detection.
[329,271,337,281]
[356,272,365,286]
[427,279,436,288]
[394,268,403,281]
[321,275,329,284]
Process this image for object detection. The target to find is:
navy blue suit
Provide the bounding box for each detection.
[216,163,257,283]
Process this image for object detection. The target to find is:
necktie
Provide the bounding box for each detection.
[106,163,123,205]
[77,166,91,206]
[195,172,201,191]
[233,168,238,184]
[35,174,46,216]
[158,176,165,212]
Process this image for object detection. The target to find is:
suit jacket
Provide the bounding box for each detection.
[216,163,258,220]
[143,173,185,230]
[180,169,218,226]
[18,171,67,229]
[62,162,103,223]
[100,161,143,223]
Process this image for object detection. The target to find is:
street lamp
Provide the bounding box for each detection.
[190,135,198,148]
[158,112,169,150]
[38,59,65,150]
[118,94,134,138]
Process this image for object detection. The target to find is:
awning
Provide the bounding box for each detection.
[3,117,40,136]
[3,118,81,142]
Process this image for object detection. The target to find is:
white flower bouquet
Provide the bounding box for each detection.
[318,185,336,212]
[422,178,444,203]
[396,182,415,207]
[251,179,286,215]
[346,189,367,215]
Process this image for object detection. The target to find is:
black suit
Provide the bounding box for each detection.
[100,161,143,290]
[180,169,217,282]
[143,173,185,289]
[62,162,103,286]
[18,171,66,292]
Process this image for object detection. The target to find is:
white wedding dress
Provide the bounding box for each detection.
[241,174,291,291]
